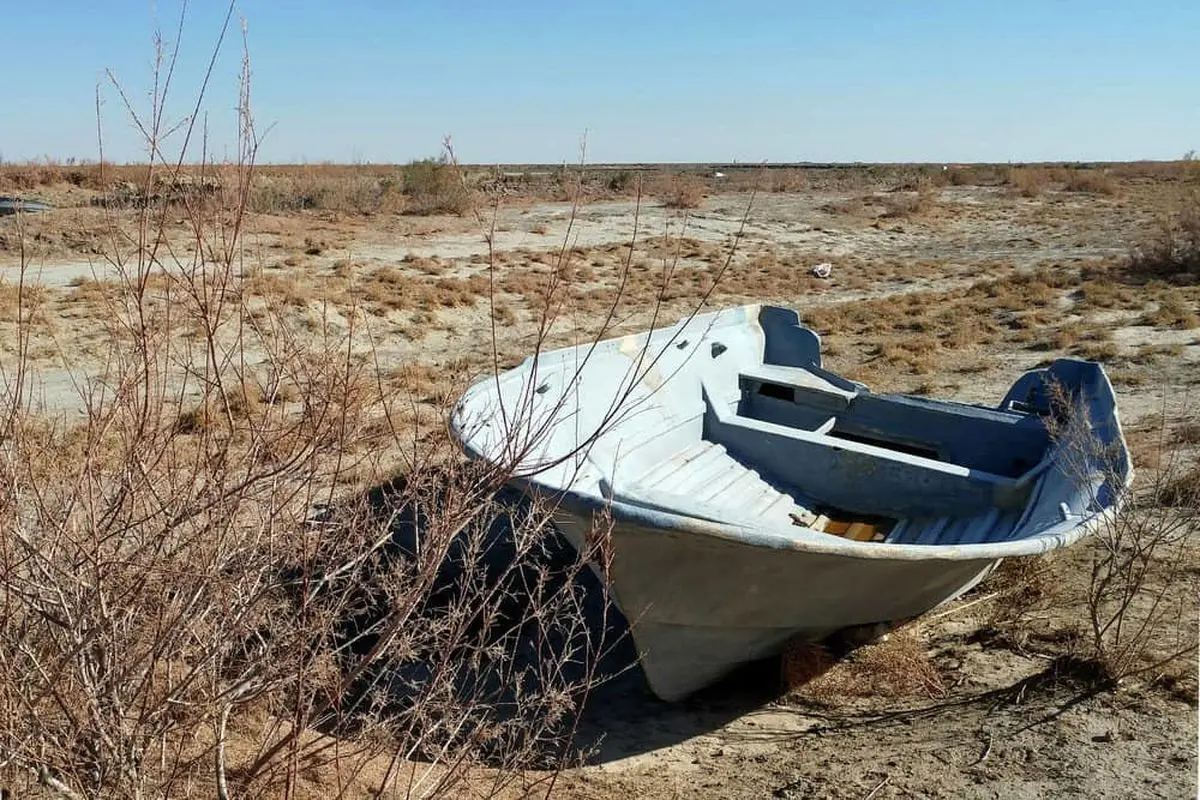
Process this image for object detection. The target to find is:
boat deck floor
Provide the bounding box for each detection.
[631,440,816,529]
[629,440,1027,546]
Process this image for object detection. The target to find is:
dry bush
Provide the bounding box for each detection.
[880,180,938,219]
[945,166,977,186]
[0,160,65,190]
[245,167,407,215]
[767,168,805,193]
[652,173,705,209]
[819,197,865,216]
[879,193,923,218]
[944,165,1006,186]
[1157,459,1200,507]
[402,156,473,216]
[1006,167,1050,198]
[0,160,115,192]
[1047,389,1199,686]
[1127,192,1200,282]
[1174,421,1200,445]
[0,18,768,797]
[0,21,636,800]
[1073,278,1136,310]
[604,169,636,193]
[1109,158,1200,182]
[1062,169,1117,195]
[1142,294,1200,329]
[0,280,48,320]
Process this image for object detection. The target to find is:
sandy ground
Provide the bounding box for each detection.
[1,175,1197,798]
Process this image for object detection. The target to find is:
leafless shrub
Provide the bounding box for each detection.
[819,197,864,216]
[0,15,627,800]
[1046,387,1198,686]
[1127,192,1200,282]
[604,169,636,193]
[1108,157,1200,182]
[244,167,407,215]
[946,166,987,186]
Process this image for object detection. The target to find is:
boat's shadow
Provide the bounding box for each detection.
[349,473,785,765]
[572,654,787,764]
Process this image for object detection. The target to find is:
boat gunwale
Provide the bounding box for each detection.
[480,466,1130,563]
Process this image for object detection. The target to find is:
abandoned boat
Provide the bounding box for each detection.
[451,304,1131,702]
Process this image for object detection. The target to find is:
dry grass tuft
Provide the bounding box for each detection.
[0,280,49,319]
[1142,295,1200,329]
[784,626,946,703]
[780,640,837,689]
[983,557,1052,627]
[1071,340,1121,363]
[1159,462,1200,507]
[1173,421,1200,445]
[345,267,491,314]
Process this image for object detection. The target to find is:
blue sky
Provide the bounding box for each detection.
[2,1,1196,164]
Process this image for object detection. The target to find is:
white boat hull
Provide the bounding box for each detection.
[553,507,996,701]
[452,304,1130,702]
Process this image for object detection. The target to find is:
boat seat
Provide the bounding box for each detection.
[738,364,858,411]
[736,372,1051,478]
[702,386,1029,518]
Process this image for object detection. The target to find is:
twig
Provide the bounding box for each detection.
[863,775,890,799]
[215,704,232,800]
[970,732,993,766]
[37,765,83,800]
[927,592,1000,623]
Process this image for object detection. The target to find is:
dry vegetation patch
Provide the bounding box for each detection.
[1062,169,1118,195]
[782,625,947,704]
[1127,191,1200,283]
[651,173,706,209]
[1007,166,1051,198]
